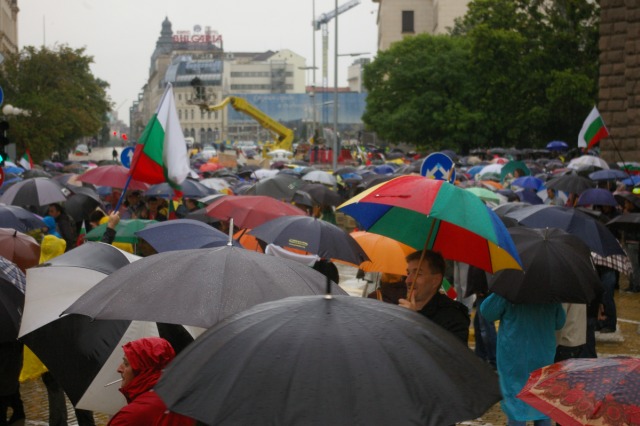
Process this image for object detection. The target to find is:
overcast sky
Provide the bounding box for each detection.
[18,0,379,125]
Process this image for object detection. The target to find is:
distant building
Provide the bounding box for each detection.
[0,0,18,58]
[372,0,469,50]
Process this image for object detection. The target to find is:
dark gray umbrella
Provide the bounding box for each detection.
[545,173,595,194]
[489,227,602,303]
[64,246,345,328]
[248,215,369,265]
[155,295,501,426]
[0,256,25,342]
[135,219,241,252]
[244,173,303,200]
[0,177,70,208]
[299,182,344,206]
[0,204,46,232]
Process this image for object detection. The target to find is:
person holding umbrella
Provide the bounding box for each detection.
[108,337,194,426]
[399,250,470,345]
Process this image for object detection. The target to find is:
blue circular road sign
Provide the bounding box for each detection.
[421,152,456,183]
[120,146,135,169]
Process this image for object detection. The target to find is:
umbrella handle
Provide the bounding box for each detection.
[114,175,134,212]
[406,220,437,299]
[228,218,234,246]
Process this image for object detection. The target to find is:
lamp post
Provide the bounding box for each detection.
[298,66,319,141]
[332,0,339,171]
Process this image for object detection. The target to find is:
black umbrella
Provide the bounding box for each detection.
[545,174,595,194]
[489,227,602,303]
[64,187,104,222]
[0,177,70,208]
[492,202,532,217]
[606,212,640,234]
[505,204,625,256]
[0,204,46,232]
[64,246,346,328]
[244,173,303,200]
[18,242,192,414]
[155,295,501,426]
[0,256,25,342]
[299,182,344,206]
[22,168,52,179]
[249,215,369,265]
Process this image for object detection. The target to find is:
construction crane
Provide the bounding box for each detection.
[313,0,360,90]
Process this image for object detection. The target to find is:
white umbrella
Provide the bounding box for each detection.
[302,170,336,186]
[251,169,279,180]
[477,163,504,177]
[568,155,609,170]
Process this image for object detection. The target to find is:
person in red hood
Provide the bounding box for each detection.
[108,337,194,426]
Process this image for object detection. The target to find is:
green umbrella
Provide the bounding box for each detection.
[465,187,504,205]
[85,219,157,244]
[500,160,531,182]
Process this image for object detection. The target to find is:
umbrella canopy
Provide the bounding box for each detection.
[338,175,522,274]
[302,170,336,186]
[244,173,303,201]
[135,219,240,252]
[546,173,595,194]
[0,177,70,208]
[205,195,307,229]
[298,182,344,206]
[493,202,532,217]
[75,165,150,190]
[350,231,414,275]
[145,179,215,199]
[515,189,544,205]
[199,178,230,192]
[155,295,501,426]
[511,176,544,191]
[546,140,569,151]
[489,227,602,303]
[500,160,531,182]
[64,246,346,329]
[64,187,104,222]
[588,169,629,182]
[0,228,40,272]
[505,204,625,256]
[606,212,640,234]
[17,242,193,414]
[568,155,609,170]
[518,356,640,426]
[85,219,157,244]
[465,187,505,204]
[0,256,25,342]
[248,216,369,265]
[576,188,618,207]
[0,204,46,232]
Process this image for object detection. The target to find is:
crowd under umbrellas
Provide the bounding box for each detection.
[1,147,640,425]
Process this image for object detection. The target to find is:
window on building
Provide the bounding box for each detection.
[402,10,415,33]
[191,109,194,120]
[178,94,182,101]
[178,109,182,120]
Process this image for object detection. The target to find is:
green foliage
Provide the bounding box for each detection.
[363,0,599,152]
[0,45,112,162]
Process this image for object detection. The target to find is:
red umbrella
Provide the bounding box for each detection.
[205,195,307,229]
[518,356,640,426]
[75,165,150,190]
[0,228,40,272]
[199,162,224,172]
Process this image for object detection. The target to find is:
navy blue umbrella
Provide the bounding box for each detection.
[0,204,46,232]
[576,188,618,207]
[511,176,544,190]
[546,140,569,151]
[505,204,625,256]
[135,219,240,252]
[515,189,543,205]
[588,169,629,182]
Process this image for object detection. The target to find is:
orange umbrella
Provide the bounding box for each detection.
[350,231,414,275]
[234,229,264,253]
[0,228,40,272]
[479,180,504,191]
[200,162,225,172]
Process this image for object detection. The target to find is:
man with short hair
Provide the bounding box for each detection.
[399,250,470,345]
[47,203,77,252]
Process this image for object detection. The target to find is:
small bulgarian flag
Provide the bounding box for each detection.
[129,83,190,188]
[18,149,33,170]
[578,106,609,151]
[441,277,457,300]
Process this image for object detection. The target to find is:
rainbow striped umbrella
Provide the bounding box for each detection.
[338,175,522,273]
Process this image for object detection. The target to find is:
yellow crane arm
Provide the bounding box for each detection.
[202,96,294,152]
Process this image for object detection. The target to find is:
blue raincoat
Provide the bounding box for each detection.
[480,293,566,421]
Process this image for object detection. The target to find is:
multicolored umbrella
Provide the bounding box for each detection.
[338,175,522,273]
[518,356,640,426]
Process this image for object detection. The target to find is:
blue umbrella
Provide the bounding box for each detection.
[546,140,569,151]
[622,176,640,187]
[576,188,618,207]
[511,176,544,191]
[467,165,485,178]
[373,164,395,175]
[2,166,24,175]
[0,204,46,232]
[135,219,241,253]
[515,189,543,205]
[588,169,629,181]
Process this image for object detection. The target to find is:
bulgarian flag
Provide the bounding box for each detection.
[129,83,190,188]
[578,106,609,151]
[441,277,457,300]
[19,149,33,170]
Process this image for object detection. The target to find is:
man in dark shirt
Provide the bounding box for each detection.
[47,203,78,252]
[399,250,470,345]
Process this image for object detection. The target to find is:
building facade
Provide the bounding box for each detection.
[0,0,18,59]
[131,18,309,145]
[372,0,469,50]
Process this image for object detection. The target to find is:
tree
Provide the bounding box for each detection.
[0,45,112,162]
[362,34,483,152]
